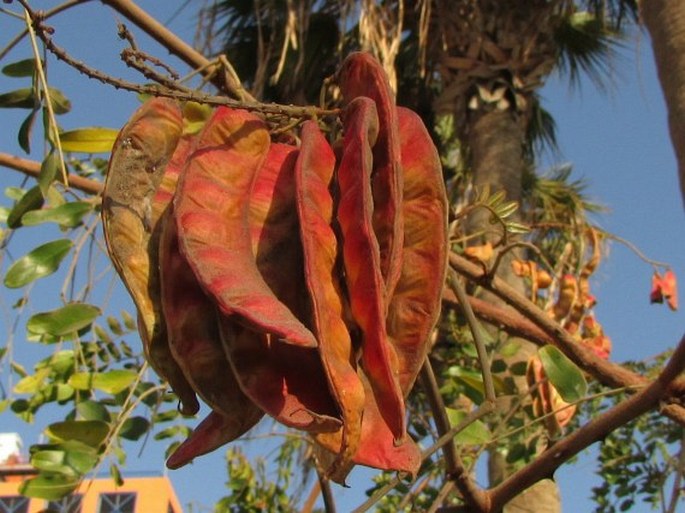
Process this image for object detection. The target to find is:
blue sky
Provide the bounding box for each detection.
[0,2,683,512]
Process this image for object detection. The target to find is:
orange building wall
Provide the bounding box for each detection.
[0,474,183,513]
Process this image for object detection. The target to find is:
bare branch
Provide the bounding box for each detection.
[0,152,103,196]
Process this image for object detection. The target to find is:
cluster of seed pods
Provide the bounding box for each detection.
[102,52,448,480]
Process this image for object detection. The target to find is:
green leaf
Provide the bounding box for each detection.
[76,400,111,422]
[31,449,78,476]
[47,87,71,114]
[69,370,137,395]
[61,441,99,474]
[59,127,118,153]
[110,463,124,486]
[500,341,521,358]
[7,185,44,228]
[19,473,79,500]
[0,87,36,109]
[31,441,100,476]
[445,408,491,445]
[30,200,88,226]
[46,420,110,448]
[18,109,38,153]
[119,416,150,441]
[38,151,60,197]
[2,58,39,77]
[27,303,101,337]
[22,202,93,228]
[538,345,587,402]
[4,239,72,288]
[121,310,136,331]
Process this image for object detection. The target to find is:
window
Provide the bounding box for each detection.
[167,502,179,513]
[46,494,83,513]
[0,496,29,513]
[97,493,136,513]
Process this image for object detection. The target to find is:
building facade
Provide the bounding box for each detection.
[0,434,183,513]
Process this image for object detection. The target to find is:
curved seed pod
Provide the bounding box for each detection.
[221,324,341,432]
[151,134,195,219]
[314,369,421,478]
[174,107,317,348]
[338,97,405,441]
[166,410,262,469]
[295,121,365,474]
[338,52,404,298]
[220,143,341,432]
[103,98,198,415]
[159,207,263,426]
[388,107,449,394]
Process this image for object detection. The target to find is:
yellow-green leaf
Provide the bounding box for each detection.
[13,367,51,394]
[68,370,137,395]
[445,408,491,445]
[59,127,118,153]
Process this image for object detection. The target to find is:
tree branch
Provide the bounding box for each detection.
[484,332,685,512]
[0,151,103,196]
[449,252,685,425]
[442,287,553,347]
[449,252,647,389]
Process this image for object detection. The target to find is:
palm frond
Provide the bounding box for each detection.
[525,95,559,160]
[553,11,625,92]
[523,163,606,226]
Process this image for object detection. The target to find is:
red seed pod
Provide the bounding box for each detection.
[388,107,449,394]
[220,142,341,433]
[159,207,263,429]
[338,52,404,298]
[174,107,317,348]
[295,120,366,475]
[103,98,198,415]
[337,97,405,441]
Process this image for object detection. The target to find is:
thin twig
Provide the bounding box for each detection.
[442,287,552,347]
[420,359,490,511]
[21,3,69,187]
[427,480,457,513]
[420,359,461,474]
[450,252,646,390]
[22,10,339,120]
[100,0,254,100]
[318,472,337,513]
[0,0,91,61]
[447,270,497,402]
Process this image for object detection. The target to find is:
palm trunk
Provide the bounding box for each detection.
[641,0,685,208]
[469,110,524,209]
[468,108,561,513]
